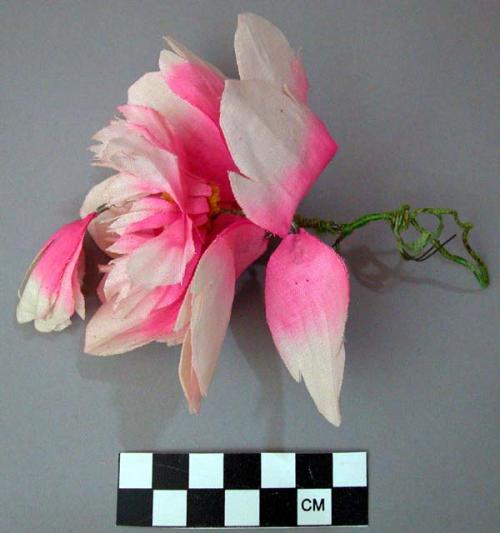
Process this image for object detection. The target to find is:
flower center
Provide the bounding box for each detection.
[208,185,221,216]
[161,186,221,217]
[161,192,174,203]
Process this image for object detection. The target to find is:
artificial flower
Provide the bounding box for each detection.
[17,13,349,425]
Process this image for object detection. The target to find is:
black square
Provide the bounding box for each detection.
[332,487,368,525]
[187,489,224,527]
[224,453,261,489]
[152,453,189,489]
[260,489,297,527]
[116,489,153,526]
[296,453,332,488]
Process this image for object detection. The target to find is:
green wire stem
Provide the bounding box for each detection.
[294,204,490,289]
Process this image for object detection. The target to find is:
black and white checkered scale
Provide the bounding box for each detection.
[117,451,368,528]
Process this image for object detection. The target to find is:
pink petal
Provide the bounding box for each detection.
[118,104,178,154]
[84,289,182,356]
[106,233,152,255]
[17,214,95,332]
[159,48,225,124]
[265,230,349,425]
[176,219,268,412]
[80,173,160,218]
[221,80,337,236]
[107,197,177,235]
[235,13,308,102]
[128,71,235,202]
[98,136,185,208]
[98,256,131,304]
[126,214,195,287]
[164,36,226,78]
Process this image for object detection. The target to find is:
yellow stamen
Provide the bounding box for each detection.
[208,185,221,216]
[161,192,174,203]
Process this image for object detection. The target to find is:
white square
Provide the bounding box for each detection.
[224,490,260,526]
[119,453,152,489]
[152,490,187,527]
[261,453,296,488]
[297,489,332,526]
[333,452,367,487]
[188,453,224,488]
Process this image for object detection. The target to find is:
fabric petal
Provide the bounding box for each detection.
[80,173,160,217]
[17,214,95,332]
[159,48,225,124]
[265,230,349,425]
[235,13,308,102]
[128,71,235,201]
[117,104,178,154]
[98,137,185,208]
[176,219,268,412]
[221,80,337,236]
[84,290,181,356]
[126,215,195,287]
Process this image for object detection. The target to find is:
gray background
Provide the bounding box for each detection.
[1,1,498,532]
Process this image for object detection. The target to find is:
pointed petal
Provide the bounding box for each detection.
[128,71,235,201]
[164,36,226,78]
[177,220,267,407]
[185,236,235,395]
[178,330,202,413]
[98,137,185,207]
[221,80,337,236]
[265,230,349,425]
[126,215,195,287]
[17,214,95,332]
[80,173,160,217]
[84,289,181,356]
[235,13,308,101]
[127,71,172,116]
[159,49,225,124]
[117,104,178,154]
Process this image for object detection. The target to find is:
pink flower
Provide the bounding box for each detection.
[158,13,348,423]
[18,13,349,425]
[16,213,96,332]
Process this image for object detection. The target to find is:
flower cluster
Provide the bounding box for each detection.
[17,14,349,425]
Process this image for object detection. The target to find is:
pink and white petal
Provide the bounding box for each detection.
[72,253,86,319]
[164,36,226,78]
[106,197,177,235]
[127,71,174,117]
[128,72,235,201]
[176,219,267,408]
[90,120,132,161]
[17,214,94,330]
[121,211,177,234]
[265,230,349,426]
[178,330,202,414]
[183,237,236,397]
[34,253,79,333]
[100,137,185,207]
[159,49,225,124]
[221,80,337,236]
[84,295,182,356]
[100,256,131,304]
[235,13,308,102]
[214,219,269,277]
[16,276,52,325]
[118,104,178,154]
[106,233,152,255]
[80,173,158,217]
[126,215,195,287]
